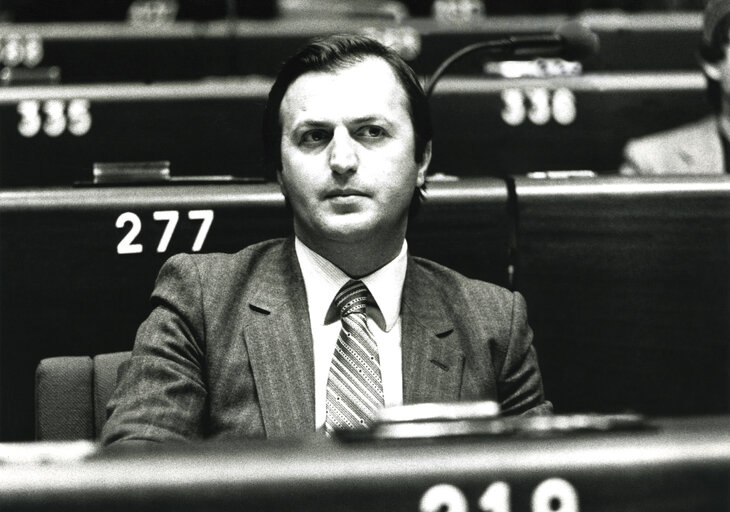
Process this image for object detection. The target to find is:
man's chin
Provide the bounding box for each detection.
[321,219,378,243]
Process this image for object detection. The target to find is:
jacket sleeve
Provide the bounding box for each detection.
[619,139,646,176]
[496,291,553,416]
[101,253,207,446]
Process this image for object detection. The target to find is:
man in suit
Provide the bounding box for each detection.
[620,0,730,175]
[101,35,551,445]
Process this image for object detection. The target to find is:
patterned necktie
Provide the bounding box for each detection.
[325,280,384,434]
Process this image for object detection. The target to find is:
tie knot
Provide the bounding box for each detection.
[334,280,368,318]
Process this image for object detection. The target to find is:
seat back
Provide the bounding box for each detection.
[35,351,131,440]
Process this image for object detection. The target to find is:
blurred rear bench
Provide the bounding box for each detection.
[0,71,711,187]
[0,12,701,84]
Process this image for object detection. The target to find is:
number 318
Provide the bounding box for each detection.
[421,479,578,512]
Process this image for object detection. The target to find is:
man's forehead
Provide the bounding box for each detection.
[279,57,408,124]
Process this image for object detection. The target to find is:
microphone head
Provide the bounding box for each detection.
[556,21,600,60]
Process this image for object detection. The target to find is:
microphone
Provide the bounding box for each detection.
[425,21,600,97]
[503,21,600,61]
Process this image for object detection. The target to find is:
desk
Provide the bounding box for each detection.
[429,72,709,175]
[513,175,730,416]
[0,178,509,441]
[1,415,729,511]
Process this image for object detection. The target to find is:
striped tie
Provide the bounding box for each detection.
[325,280,384,434]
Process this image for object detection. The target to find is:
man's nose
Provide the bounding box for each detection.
[328,129,358,175]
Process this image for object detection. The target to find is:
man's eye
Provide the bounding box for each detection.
[301,129,330,145]
[358,125,385,138]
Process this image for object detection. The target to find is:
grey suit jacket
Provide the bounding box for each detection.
[620,116,724,176]
[102,238,551,445]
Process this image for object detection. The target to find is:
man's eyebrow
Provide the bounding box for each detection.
[291,119,331,129]
[290,116,392,131]
[348,115,391,125]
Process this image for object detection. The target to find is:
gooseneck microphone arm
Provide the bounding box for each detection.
[424,21,600,98]
[426,39,512,98]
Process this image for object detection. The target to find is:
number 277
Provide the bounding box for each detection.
[115,210,214,255]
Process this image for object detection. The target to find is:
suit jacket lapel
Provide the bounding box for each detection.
[243,238,316,438]
[401,258,465,404]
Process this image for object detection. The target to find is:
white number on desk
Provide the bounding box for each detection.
[116,210,215,255]
[23,34,44,67]
[531,478,578,512]
[420,484,468,512]
[43,99,66,137]
[501,87,576,126]
[501,89,527,127]
[478,481,510,512]
[0,34,44,67]
[188,209,214,252]
[551,89,577,126]
[116,212,144,255]
[67,99,93,136]
[420,479,578,512]
[17,99,92,137]
[17,100,42,137]
[526,88,551,125]
[152,210,179,253]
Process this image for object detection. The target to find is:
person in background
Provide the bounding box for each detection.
[101,35,551,446]
[621,0,730,175]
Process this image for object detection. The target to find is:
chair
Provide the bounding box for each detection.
[35,351,131,441]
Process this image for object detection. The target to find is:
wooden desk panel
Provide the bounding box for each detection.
[2,416,730,512]
[0,177,509,441]
[513,176,730,416]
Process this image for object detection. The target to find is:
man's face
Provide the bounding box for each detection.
[277,56,430,249]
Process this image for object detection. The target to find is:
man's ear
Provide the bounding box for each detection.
[702,58,722,81]
[416,140,432,187]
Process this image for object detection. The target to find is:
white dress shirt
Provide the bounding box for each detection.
[294,237,405,429]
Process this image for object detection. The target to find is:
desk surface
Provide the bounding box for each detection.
[1,415,729,512]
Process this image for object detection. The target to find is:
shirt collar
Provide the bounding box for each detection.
[295,237,407,332]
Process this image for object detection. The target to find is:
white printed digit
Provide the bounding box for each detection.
[17,100,41,137]
[116,212,143,254]
[2,35,24,67]
[153,210,179,253]
[67,99,92,136]
[526,88,551,125]
[188,209,214,252]
[531,478,578,512]
[479,481,510,512]
[23,35,43,67]
[420,484,468,512]
[42,100,66,137]
[551,88,577,126]
[501,88,526,126]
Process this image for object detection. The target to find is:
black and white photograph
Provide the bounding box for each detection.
[0,1,728,510]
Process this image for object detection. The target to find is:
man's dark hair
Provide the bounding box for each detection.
[263,34,432,216]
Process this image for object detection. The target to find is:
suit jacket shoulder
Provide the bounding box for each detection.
[102,238,314,444]
[620,116,723,175]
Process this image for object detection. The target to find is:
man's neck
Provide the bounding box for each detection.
[297,235,406,278]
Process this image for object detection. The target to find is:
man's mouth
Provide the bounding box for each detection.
[325,189,367,199]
